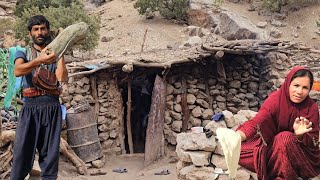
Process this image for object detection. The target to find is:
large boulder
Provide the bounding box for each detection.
[217,11,267,40]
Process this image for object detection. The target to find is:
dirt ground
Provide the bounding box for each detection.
[43,0,320,179]
[88,0,320,59]
[54,154,178,180]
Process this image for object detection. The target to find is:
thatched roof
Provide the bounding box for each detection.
[67,39,320,77]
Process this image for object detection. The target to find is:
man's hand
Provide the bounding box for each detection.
[293,116,313,136]
[37,47,57,65]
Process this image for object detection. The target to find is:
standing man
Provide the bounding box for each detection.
[10,15,68,180]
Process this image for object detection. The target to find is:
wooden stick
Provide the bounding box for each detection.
[113,76,126,154]
[90,76,99,125]
[216,58,226,80]
[181,71,189,132]
[126,77,134,154]
[0,154,12,172]
[0,144,13,174]
[68,65,111,77]
[59,138,88,175]
[204,65,213,109]
[0,168,11,180]
[141,28,149,52]
[0,144,12,161]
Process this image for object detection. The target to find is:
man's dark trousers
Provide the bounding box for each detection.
[10,96,62,180]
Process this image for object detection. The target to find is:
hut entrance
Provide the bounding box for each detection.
[121,72,156,153]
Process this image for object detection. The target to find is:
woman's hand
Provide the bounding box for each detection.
[293,116,313,136]
[236,130,247,142]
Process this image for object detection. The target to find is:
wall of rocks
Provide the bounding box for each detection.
[164,53,289,146]
[95,71,123,155]
[176,110,258,180]
[61,71,123,161]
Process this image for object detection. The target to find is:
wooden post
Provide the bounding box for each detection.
[126,77,134,154]
[90,76,99,123]
[215,52,226,80]
[141,28,148,52]
[204,65,213,109]
[113,75,126,154]
[181,71,189,132]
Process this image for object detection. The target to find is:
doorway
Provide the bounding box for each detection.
[121,71,157,153]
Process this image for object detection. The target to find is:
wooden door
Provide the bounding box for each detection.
[144,75,166,166]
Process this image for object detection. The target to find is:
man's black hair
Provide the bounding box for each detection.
[27,15,50,32]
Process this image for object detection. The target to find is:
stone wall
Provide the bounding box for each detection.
[61,71,123,160]
[95,72,123,155]
[61,76,94,109]
[164,53,289,146]
[176,110,258,180]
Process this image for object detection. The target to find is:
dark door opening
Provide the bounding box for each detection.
[121,72,157,153]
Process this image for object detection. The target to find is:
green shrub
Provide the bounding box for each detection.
[262,0,318,12]
[0,18,15,35]
[14,0,100,51]
[213,0,224,7]
[15,0,80,17]
[134,0,189,21]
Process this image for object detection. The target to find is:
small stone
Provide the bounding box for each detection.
[256,21,267,29]
[101,36,114,42]
[92,159,105,168]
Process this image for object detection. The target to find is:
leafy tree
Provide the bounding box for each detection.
[14,0,100,51]
[134,0,189,21]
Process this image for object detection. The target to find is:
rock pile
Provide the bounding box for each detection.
[176,109,257,180]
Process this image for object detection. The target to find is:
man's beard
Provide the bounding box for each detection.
[32,35,52,46]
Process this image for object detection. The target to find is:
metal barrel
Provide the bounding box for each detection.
[66,108,102,163]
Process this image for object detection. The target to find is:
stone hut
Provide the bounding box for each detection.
[62,39,320,166]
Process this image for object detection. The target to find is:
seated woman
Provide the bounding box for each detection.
[236,66,319,180]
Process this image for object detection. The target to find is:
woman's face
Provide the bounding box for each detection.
[289,76,311,103]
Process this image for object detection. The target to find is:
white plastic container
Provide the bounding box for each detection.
[191,127,204,133]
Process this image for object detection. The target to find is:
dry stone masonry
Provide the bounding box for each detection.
[164,52,289,146]
[95,72,123,156]
[61,72,123,164]
[176,110,257,180]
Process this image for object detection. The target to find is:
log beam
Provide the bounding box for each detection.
[59,138,88,175]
